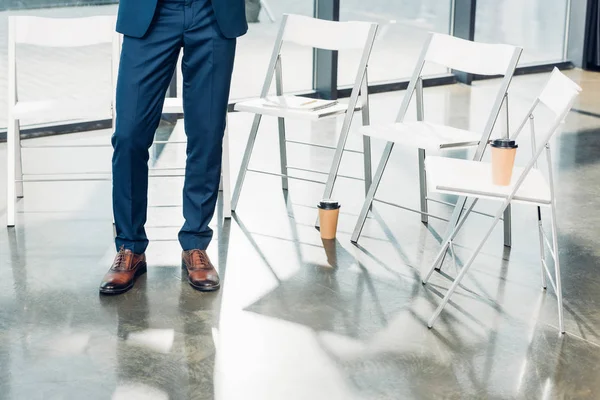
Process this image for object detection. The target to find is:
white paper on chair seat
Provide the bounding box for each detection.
[234,96,352,120]
[262,95,338,112]
[426,156,552,205]
[360,121,481,150]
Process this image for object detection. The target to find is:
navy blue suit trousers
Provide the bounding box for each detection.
[112,0,236,253]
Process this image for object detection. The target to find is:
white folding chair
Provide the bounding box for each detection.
[6,15,119,227]
[422,68,581,333]
[231,14,379,221]
[162,51,232,219]
[350,33,522,246]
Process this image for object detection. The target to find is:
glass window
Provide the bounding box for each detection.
[0,3,117,131]
[338,0,452,86]
[475,0,568,65]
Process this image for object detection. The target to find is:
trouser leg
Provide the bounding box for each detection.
[177,0,236,250]
[112,3,183,253]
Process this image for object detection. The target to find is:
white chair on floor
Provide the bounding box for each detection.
[6,18,231,227]
[422,68,581,334]
[162,51,232,219]
[350,33,522,246]
[6,15,119,227]
[231,14,378,223]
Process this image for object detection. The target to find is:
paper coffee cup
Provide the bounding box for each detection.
[491,138,518,186]
[318,200,340,240]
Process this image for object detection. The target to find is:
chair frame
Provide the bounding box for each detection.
[350,33,522,248]
[6,16,231,228]
[230,14,379,223]
[421,69,581,334]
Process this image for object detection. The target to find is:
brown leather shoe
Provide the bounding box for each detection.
[99,247,147,295]
[182,250,220,292]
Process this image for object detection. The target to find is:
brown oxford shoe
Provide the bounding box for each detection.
[99,247,147,295]
[182,250,220,292]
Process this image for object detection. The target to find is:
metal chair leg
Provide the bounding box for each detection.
[536,207,547,289]
[7,118,17,227]
[15,120,23,198]
[418,148,428,223]
[503,205,512,246]
[350,142,394,243]
[549,202,565,333]
[260,0,276,22]
[422,198,478,283]
[360,71,372,195]
[438,195,469,271]
[222,118,232,219]
[277,117,288,191]
[362,135,372,195]
[427,200,507,329]
[231,114,263,211]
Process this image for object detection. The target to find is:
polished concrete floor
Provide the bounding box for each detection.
[2,70,600,399]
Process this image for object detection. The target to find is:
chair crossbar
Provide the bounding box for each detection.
[286,165,329,175]
[22,144,113,149]
[247,167,366,185]
[23,167,185,176]
[542,229,556,260]
[246,168,325,185]
[336,174,363,182]
[426,198,455,207]
[541,258,558,293]
[21,141,186,149]
[424,197,499,219]
[285,139,363,154]
[18,173,189,183]
[372,198,450,222]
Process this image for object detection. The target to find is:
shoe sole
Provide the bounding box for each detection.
[181,261,220,292]
[99,263,147,295]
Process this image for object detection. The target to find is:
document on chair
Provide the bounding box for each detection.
[262,95,338,112]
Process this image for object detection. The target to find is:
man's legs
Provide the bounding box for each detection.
[101,1,184,294]
[178,0,236,292]
[112,4,183,254]
[178,0,236,251]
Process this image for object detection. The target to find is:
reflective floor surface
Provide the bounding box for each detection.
[2,70,600,399]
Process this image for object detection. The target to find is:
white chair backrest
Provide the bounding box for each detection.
[425,33,520,76]
[282,14,376,51]
[10,15,116,47]
[538,68,582,117]
[508,69,580,194]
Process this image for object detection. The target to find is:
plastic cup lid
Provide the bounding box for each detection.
[491,138,518,149]
[318,199,340,210]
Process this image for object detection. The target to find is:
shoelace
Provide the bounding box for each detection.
[112,247,132,271]
[189,250,209,269]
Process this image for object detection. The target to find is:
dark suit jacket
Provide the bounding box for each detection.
[116,0,248,39]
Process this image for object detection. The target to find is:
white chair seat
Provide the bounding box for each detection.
[13,97,112,121]
[234,96,355,120]
[426,156,551,205]
[162,97,183,114]
[360,121,481,150]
